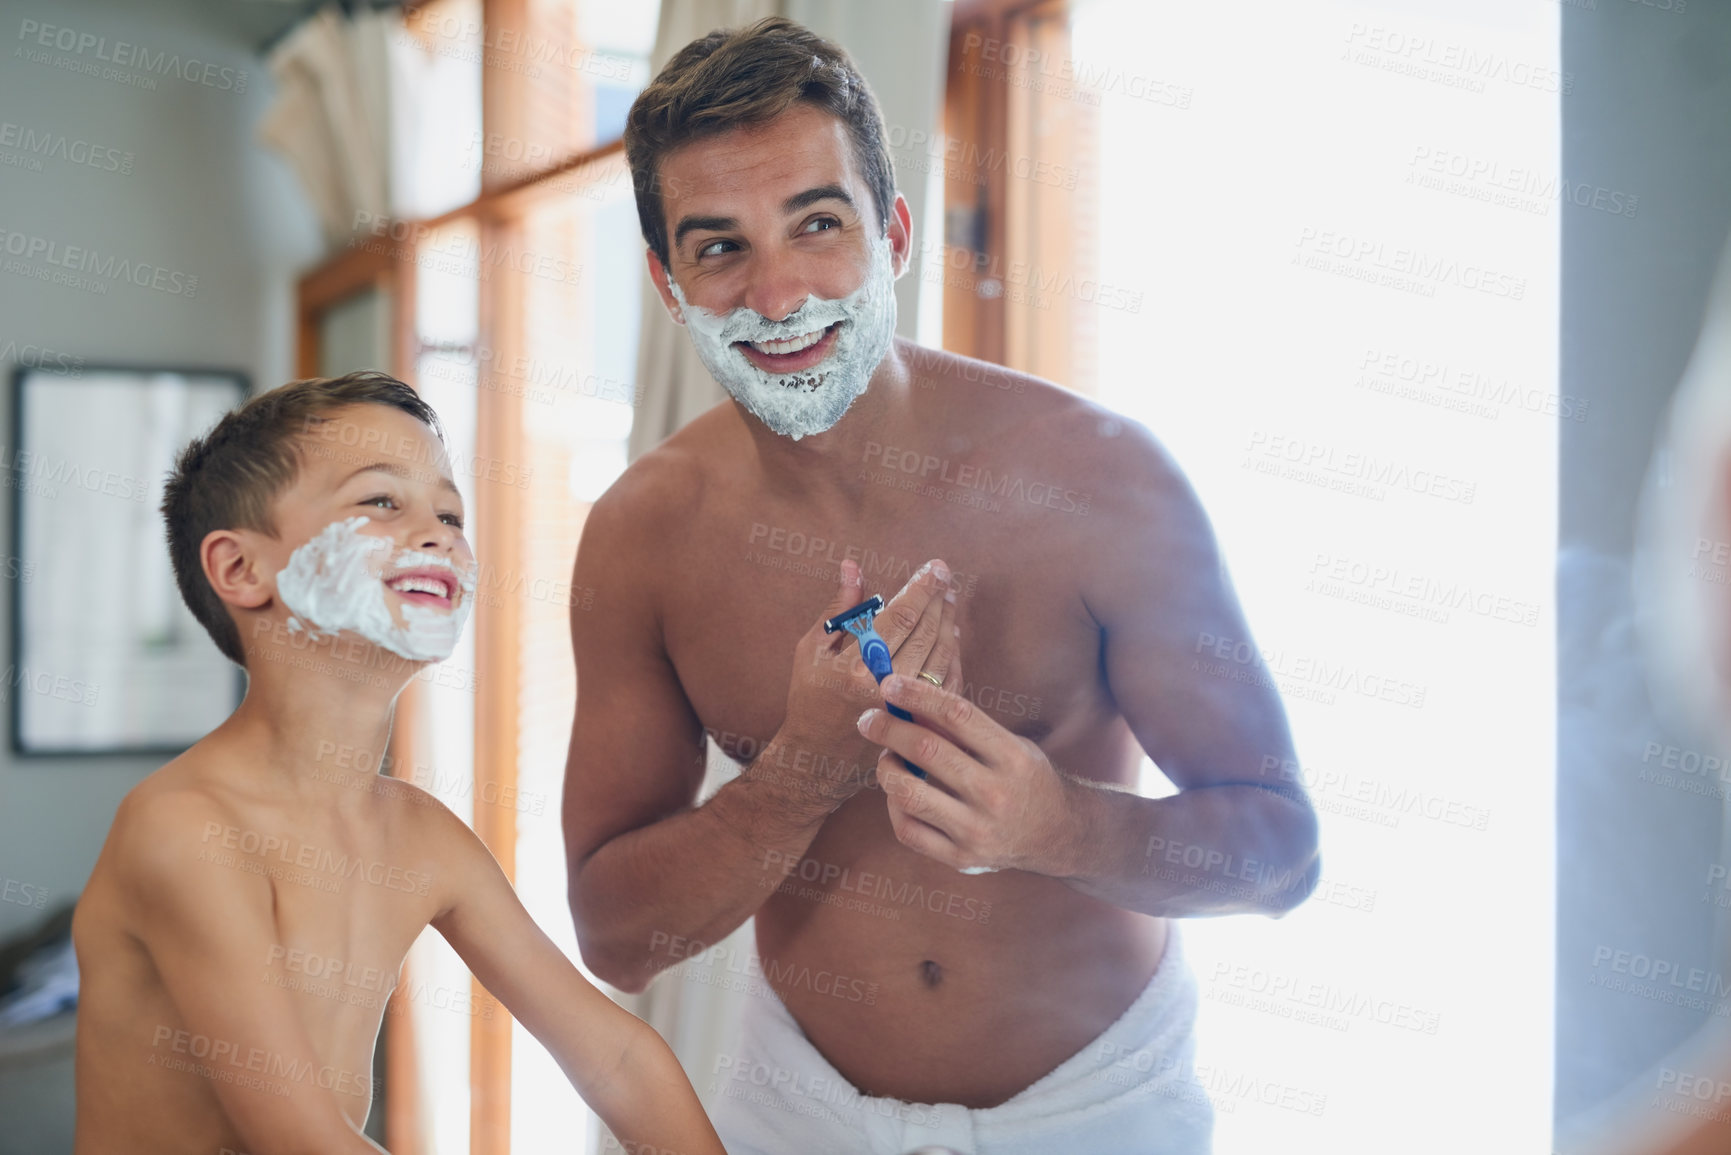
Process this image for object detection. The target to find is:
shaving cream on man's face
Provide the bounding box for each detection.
[276,516,477,662]
[668,234,897,440]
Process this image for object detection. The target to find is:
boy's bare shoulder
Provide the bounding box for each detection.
[362,776,509,919]
[363,774,495,865]
[92,759,265,930]
[366,772,478,850]
[104,753,239,868]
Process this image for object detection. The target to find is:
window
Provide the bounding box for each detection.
[505,150,643,1155]
[945,0,1558,1147]
[296,2,659,1152]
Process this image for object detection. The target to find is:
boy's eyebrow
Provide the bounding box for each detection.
[341,461,461,497]
[671,185,856,252]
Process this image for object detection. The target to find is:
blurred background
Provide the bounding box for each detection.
[0,0,1724,1151]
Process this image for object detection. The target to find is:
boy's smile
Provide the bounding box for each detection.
[383,565,459,609]
[259,404,476,663]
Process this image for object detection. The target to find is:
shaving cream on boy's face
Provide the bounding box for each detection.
[276,517,477,662]
[667,233,897,440]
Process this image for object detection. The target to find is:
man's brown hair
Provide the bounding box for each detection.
[623,16,896,267]
[161,371,443,667]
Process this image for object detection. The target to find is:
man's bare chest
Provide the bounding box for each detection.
[661,505,1105,759]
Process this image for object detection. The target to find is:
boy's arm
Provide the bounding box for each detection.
[427,806,725,1155]
[116,793,386,1155]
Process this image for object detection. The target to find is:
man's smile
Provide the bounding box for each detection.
[735,321,843,375]
[668,229,894,437]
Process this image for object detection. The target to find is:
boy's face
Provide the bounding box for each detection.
[646,102,910,440]
[254,403,476,663]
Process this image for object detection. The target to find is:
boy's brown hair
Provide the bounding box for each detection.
[161,371,443,667]
[623,15,896,267]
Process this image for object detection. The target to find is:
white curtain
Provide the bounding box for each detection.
[625,0,951,462]
[257,5,396,249]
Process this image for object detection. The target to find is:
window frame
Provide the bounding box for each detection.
[290,1,636,1150]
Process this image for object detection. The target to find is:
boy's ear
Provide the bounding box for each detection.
[201,529,272,611]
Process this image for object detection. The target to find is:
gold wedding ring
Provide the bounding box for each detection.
[917,671,945,687]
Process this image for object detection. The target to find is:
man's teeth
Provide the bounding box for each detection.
[388,575,451,599]
[747,327,828,355]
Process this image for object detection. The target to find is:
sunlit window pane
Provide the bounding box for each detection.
[403,218,482,1155]
[1073,0,1557,1149]
[506,152,644,1155]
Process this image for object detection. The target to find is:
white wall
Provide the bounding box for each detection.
[0,0,321,944]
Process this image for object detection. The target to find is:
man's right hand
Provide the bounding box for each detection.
[776,557,960,804]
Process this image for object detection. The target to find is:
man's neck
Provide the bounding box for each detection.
[736,339,915,507]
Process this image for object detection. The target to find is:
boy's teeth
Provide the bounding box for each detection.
[748,328,826,355]
[388,575,450,598]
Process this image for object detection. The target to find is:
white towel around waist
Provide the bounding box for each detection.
[710,928,1212,1155]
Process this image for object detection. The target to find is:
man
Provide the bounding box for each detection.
[562,17,1319,1154]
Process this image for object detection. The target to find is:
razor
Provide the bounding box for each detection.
[823,595,927,779]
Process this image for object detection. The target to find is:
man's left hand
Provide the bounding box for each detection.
[856,673,1086,877]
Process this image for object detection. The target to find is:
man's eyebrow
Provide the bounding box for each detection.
[783,184,855,215]
[340,461,461,497]
[673,214,738,252]
[672,186,858,252]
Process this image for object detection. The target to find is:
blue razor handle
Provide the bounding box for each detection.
[855,634,899,699]
[823,595,925,778]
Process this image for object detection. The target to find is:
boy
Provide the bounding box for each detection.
[71,373,725,1154]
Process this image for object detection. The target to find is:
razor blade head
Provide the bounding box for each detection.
[823,594,886,634]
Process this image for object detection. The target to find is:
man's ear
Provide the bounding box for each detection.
[202,529,273,612]
[646,249,685,325]
[887,192,914,281]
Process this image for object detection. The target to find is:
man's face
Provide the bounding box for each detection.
[649,103,911,439]
[257,403,476,663]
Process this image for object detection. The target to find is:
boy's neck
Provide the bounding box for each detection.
[220,649,412,796]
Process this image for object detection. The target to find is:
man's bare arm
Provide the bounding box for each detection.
[562,472,956,991]
[1069,420,1317,913]
[427,804,724,1155]
[115,792,387,1155]
[862,420,1317,917]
